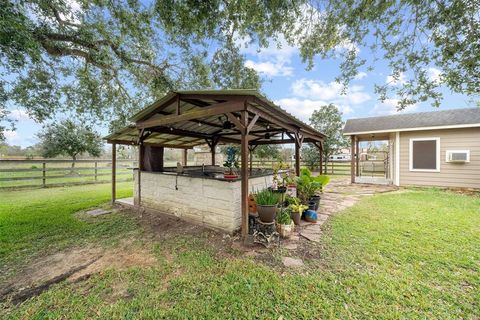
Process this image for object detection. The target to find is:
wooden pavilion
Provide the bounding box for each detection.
[105,90,325,237]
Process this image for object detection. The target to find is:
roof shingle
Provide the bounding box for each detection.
[343,108,480,134]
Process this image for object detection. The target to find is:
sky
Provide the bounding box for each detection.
[4,31,478,148]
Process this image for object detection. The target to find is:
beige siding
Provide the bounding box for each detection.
[399,128,480,188]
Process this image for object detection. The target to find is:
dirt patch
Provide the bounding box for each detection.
[68,245,157,282]
[0,240,156,303]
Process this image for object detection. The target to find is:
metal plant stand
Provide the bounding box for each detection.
[251,219,280,248]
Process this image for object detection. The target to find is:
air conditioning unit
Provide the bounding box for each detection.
[446,150,470,163]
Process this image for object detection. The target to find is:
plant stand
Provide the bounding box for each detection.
[252,219,279,248]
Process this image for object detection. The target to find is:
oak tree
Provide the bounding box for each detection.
[38,120,102,168]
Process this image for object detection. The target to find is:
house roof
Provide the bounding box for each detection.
[343,107,480,135]
[105,90,324,148]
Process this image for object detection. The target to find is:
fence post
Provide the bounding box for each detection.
[42,162,46,187]
[94,161,98,181]
[331,161,334,174]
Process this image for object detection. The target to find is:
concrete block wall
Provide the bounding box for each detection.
[134,170,272,233]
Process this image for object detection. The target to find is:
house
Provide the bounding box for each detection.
[343,107,480,189]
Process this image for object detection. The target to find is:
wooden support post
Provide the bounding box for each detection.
[183,149,188,166]
[211,144,216,166]
[248,145,258,174]
[355,137,360,177]
[137,145,143,206]
[42,162,46,188]
[317,143,323,174]
[249,149,253,174]
[295,140,301,176]
[240,110,249,239]
[112,143,116,204]
[94,161,98,181]
[350,136,355,183]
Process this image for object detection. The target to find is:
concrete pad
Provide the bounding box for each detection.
[282,257,304,267]
[86,209,112,216]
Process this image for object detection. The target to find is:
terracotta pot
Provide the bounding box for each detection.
[257,205,277,223]
[291,211,301,225]
[277,222,294,238]
[248,194,257,213]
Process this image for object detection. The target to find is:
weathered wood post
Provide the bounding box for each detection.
[211,143,216,166]
[112,143,117,203]
[183,149,188,166]
[42,162,46,188]
[295,141,301,176]
[94,161,98,181]
[350,135,355,183]
[355,137,360,177]
[240,110,249,239]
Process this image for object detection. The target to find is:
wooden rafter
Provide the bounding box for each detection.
[137,100,244,129]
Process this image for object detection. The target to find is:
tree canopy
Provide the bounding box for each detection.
[304,103,349,173]
[38,120,102,166]
[1,0,478,139]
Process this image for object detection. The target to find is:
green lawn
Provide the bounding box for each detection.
[0,182,136,274]
[0,185,479,319]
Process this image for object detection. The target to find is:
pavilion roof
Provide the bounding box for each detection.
[104,90,324,148]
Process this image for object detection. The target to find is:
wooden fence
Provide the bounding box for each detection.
[0,159,137,189]
[248,159,386,177]
[0,159,386,189]
[247,160,352,175]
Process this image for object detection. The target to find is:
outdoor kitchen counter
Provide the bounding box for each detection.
[133,167,274,233]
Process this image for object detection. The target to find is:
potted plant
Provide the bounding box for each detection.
[223,146,239,179]
[272,161,289,193]
[297,168,331,210]
[276,207,294,238]
[255,189,280,223]
[287,197,308,225]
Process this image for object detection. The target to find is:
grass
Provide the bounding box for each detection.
[1,186,479,319]
[0,182,136,275]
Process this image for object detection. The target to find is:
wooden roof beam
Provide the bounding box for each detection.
[137,100,245,129]
[247,104,322,142]
[148,126,241,144]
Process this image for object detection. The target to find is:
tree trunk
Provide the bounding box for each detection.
[70,155,76,174]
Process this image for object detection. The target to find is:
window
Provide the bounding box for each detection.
[409,138,440,172]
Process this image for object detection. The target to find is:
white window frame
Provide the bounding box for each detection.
[445,150,470,163]
[409,137,440,172]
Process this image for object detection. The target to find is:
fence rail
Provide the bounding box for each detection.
[0,159,137,189]
[1,158,387,189]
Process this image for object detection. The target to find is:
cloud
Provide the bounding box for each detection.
[9,109,31,121]
[386,72,407,86]
[4,129,17,140]
[4,129,19,145]
[427,67,441,83]
[274,98,354,122]
[354,72,367,80]
[245,59,293,77]
[370,99,418,115]
[274,78,370,121]
[291,79,371,105]
[237,35,297,77]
